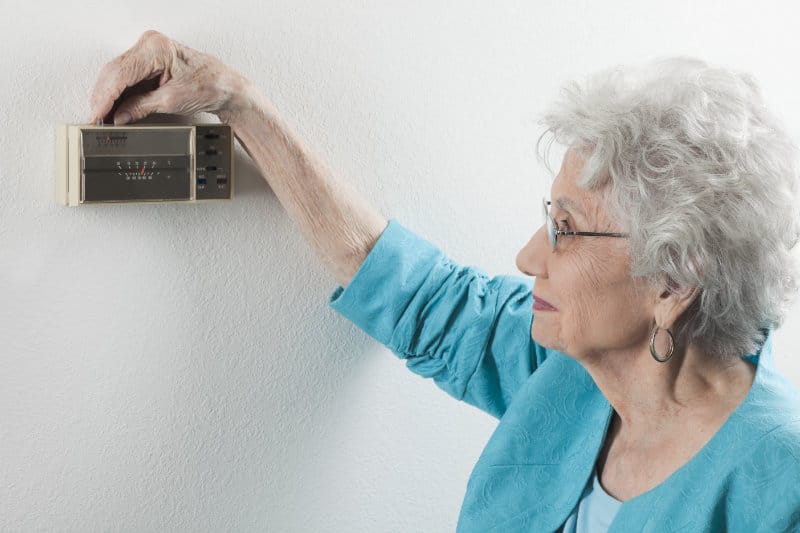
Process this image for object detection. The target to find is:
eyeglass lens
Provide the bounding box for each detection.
[543,198,556,250]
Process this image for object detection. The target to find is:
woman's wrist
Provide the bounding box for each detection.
[215,74,277,127]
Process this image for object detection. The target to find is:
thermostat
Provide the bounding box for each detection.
[56,124,234,206]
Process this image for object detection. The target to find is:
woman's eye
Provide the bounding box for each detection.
[558,219,571,231]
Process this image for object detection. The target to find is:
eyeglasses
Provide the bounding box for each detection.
[542,197,629,251]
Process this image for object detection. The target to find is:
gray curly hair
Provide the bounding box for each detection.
[537,57,800,362]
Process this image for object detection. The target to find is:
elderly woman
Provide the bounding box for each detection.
[89,31,800,532]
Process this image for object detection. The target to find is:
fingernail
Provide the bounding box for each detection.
[115,112,131,125]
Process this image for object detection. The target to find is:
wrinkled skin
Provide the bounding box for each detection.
[87,30,253,125]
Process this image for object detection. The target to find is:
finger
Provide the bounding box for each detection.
[112,86,175,125]
[87,30,173,123]
[86,74,161,124]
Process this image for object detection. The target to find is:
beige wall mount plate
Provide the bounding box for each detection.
[56,124,234,206]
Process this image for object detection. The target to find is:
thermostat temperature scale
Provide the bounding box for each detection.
[56,124,234,206]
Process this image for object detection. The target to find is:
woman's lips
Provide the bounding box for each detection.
[532,294,557,311]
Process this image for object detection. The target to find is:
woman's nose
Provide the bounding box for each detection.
[516,225,549,278]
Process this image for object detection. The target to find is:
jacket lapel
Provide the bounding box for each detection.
[458,353,613,532]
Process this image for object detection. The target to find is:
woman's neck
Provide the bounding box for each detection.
[580,342,756,435]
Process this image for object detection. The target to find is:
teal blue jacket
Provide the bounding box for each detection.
[329,220,800,532]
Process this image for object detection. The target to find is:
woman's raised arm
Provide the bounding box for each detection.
[224,83,388,288]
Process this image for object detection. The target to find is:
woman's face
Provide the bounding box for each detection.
[516,148,657,361]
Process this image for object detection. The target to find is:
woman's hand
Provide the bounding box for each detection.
[87,30,388,286]
[87,30,254,125]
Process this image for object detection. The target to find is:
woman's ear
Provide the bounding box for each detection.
[656,281,701,329]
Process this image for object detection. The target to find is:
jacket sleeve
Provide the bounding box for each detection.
[328,219,548,419]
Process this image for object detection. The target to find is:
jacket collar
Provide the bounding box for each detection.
[458,329,778,532]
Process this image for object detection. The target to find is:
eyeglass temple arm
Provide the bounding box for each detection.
[559,230,629,238]
[545,200,629,238]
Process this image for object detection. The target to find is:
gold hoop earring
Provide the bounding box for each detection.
[650,326,675,363]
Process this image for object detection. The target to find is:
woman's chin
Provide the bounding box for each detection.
[531,323,556,350]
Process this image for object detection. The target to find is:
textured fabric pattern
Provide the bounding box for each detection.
[329,219,800,532]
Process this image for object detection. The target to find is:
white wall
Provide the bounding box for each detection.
[2,1,799,531]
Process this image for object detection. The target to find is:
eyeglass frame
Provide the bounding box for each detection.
[542,198,629,250]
